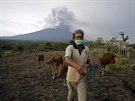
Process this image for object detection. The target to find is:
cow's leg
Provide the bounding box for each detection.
[52,67,56,79]
[63,79,67,86]
[40,61,42,67]
[124,50,126,57]
[52,74,55,79]
[38,61,42,68]
[105,65,107,71]
[120,49,123,56]
[51,65,55,79]
[58,64,63,78]
[41,60,44,67]
[51,65,54,75]
[53,65,57,79]
[56,65,59,78]
[37,61,39,68]
[101,66,105,76]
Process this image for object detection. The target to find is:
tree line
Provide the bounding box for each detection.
[0,37,134,57]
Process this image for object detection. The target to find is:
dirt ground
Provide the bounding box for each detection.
[0,51,135,101]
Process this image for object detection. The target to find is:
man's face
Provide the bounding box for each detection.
[74,33,83,40]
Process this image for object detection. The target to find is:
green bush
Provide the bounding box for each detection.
[108,64,124,73]
[0,40,69,57]
[116,57,129,65]
[104,41,118,53]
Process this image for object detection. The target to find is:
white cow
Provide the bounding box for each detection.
[110,39,128,57]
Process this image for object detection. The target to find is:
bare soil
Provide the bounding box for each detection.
[0,51,135,101]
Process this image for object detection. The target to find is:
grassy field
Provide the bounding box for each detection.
[0,48,135,101]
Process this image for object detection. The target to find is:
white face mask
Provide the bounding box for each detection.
[75,39,83,45]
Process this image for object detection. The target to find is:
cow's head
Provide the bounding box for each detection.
[47,53,63,64]
[111,54,116,64]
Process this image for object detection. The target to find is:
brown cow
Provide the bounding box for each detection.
[47,53,63,65]
[58,63,68,78]
[47,53,67,79]
[35,54,44,68]
[99,52,116,76]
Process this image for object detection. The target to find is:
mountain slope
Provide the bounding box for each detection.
[1,26,73,41]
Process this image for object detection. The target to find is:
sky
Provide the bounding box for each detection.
[0,0,135,43]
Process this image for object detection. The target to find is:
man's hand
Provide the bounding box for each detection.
[77,67,86,75]
[64,57,87,75]
[86,59,91,64]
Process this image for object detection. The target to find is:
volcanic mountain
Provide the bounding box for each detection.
[1,26,72,41]
[1,7,74,41]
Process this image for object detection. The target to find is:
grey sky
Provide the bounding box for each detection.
[0,0,135,43]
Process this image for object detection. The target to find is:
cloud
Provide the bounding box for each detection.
[43,6,89,31]
[0,20,40,36]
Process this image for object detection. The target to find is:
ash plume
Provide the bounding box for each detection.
[44,6,88,31]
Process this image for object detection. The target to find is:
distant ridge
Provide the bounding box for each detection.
[0,26,73,41]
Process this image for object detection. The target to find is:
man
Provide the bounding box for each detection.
[64,29,90,101]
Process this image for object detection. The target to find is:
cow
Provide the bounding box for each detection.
[110,39,128,57]
[58,63,68,78]
[99,52,116,76]
[57,63,68,86]
[35,54,44,68]
[47,53,67,79]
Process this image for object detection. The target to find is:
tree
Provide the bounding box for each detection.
[95,37,104,46]
[16,43,24,52]
[104,41,118,53]
[119,32,128,42]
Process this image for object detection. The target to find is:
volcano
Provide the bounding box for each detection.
[1,7,75,41]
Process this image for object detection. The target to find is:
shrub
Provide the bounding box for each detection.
[116,57,129,65]
[108,64,124,73]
